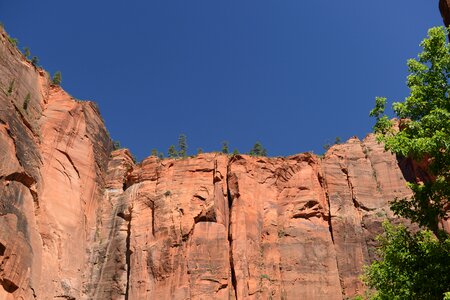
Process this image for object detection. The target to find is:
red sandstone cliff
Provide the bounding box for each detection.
[0,27,112,299]
[0,26,440,300]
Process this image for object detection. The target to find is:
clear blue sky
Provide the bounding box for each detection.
[1,1,442,160]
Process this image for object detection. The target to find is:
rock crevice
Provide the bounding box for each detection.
[0,23,442,300]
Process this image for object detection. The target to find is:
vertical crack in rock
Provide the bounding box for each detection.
[10,99,38,138]
[341,167,356,207]
[124,206,133,300]
[361,143,382,194]
[341,166,371,212]
[318,170,335,244]
[226,159,238,299]
[326,191,335,244]
[56,149,80,178]
[31,286,37,299]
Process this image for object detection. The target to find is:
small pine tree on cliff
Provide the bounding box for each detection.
[168,145,178,158]
[249,142,267,156]
[52,71,62,85]
[178,134,187,157]
[221,141,229,154]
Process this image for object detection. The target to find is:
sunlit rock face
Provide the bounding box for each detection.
[96,141,413,300]
[0,26,433,300]
[0,27,112,300]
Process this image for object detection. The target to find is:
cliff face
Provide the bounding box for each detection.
[0,26,435,300]
[91,138,415,300]
[440,0,450,28]
[0,28,112,299]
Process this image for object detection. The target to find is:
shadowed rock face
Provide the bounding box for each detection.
[440,0,450,28]
[0,26,440,300]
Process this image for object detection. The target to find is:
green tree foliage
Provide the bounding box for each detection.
[178,134,187,157]
[249,141,267,156]
[197,148,203,155]
[366,26,450,299]
[23,47,30,58]
[7,36,18,47]
[221,141,229,154]
[23,93,31,110]
[52,71,62,85]
[362,222,450,300]
[7,79,14,95]
[323,136,342,151]
[112,140,121,150]
[31,56,39,67]
[232,149,239,155]
[168,145,178,158]
[151,149,158,156]
[370,27,450,233]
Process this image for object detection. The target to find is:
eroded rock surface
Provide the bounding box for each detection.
[0,27,112,299]
[0,25,435,300]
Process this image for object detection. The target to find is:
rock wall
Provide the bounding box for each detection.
[0,27,112,299]
[90,142,414,300]
[440,0,450,29]
[0,26,432,300]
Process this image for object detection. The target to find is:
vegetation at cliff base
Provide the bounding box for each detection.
[365,26,450,299]
[362,222,450,299]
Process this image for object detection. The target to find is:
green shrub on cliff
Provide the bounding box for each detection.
[7,36,18,47]
[52,71,62,85]
[23,93,31,110]
[221,141,229,154]
[178,134,187,157]
[168,145,178,158]
[31,56,39,67]
[23,47,30,58]
[249,141,267,156]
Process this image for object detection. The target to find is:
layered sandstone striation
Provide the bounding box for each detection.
[0,26,433,300]
[0,28,112,299]
[90,138,413,300]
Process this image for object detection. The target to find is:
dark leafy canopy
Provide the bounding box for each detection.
[370,26,450,233]
[363,222,450,300]
[365,26,450,300]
